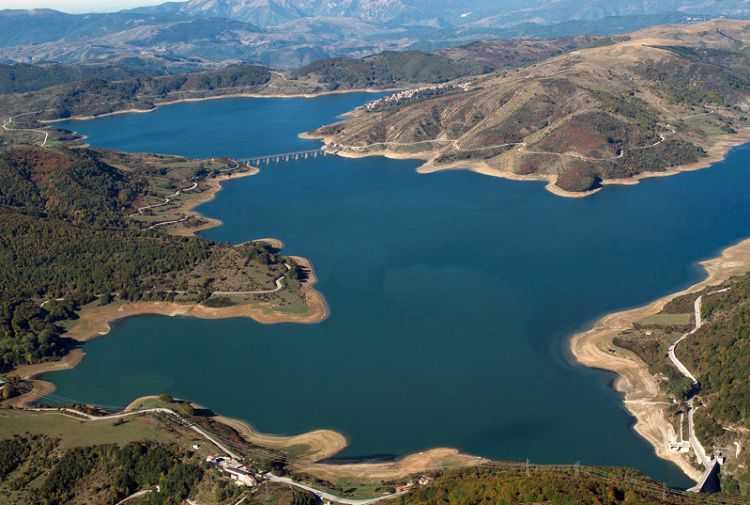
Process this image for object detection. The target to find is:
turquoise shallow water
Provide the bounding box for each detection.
[51,94,750,487]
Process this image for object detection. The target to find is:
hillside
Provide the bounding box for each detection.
[0,36,612,120]
[615,270,750,495]
[0,64,272,120]
[292,36,620,90]
[0,145,316,375]
[293,51,486,90]
[0,416,320,505]
[402,465,742,505]
[308,20,750,195]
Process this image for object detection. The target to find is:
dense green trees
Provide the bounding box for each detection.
[294,51,485,90]
[0,64,272,119]
[0,145,291,373]
[682,276,750,428]
[403,466,709,505]
[618,273,750,494]
[1,436,204,505]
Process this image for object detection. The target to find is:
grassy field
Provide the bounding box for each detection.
[0,409,221,462]
[0,410,172,448]
[638,313,693,327]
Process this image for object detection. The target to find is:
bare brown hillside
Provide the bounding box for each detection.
[309,20,750,195]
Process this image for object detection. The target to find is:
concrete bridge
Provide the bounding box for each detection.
[241,148,329,166]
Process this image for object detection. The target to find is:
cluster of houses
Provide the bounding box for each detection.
[205,452,437,497]
[206,455,261,487]
[394,475,434,493]
[364,81,473,112]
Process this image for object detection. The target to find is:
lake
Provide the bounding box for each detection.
[52,93,750,487]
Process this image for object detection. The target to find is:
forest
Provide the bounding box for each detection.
[402,465,724,505]
[0,145,294,373]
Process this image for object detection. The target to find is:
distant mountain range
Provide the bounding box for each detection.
[1,0,749,68]
[132,0,750,27]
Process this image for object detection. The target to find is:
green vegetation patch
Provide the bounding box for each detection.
[0,433,204,505]
[0,411,172,449]
[403,465,711,505]
[294,51,485,90]
[638,313,692,327]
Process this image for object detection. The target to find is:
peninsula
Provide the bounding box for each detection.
[308,20,750,196]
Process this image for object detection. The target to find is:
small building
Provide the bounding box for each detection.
[418,475,433,486]
[206,455,256,487]
[225,467,257,487]
[395,482,414,493]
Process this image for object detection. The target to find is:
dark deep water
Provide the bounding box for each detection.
[51,94,750,487]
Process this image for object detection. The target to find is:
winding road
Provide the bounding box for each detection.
[668,295,711,470]
[211,263,292,296]
[667,296,702,385]
[114,489,153,505]
[335,121,677,164]
[2,111,49,147]
[137,182,199,215]
[24,405,403,505]
[26,406,244,461]
[267,475,407,505]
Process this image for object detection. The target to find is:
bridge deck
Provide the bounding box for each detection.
[241,148,328,165]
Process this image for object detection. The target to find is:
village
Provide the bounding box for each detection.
[363,81,473,112]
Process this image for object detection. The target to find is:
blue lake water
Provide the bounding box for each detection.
[51,94,750,487]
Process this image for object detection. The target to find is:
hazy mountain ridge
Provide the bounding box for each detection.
[0,0,743,68]
[136,0,750,27]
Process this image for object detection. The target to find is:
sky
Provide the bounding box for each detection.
[0,0,166,13]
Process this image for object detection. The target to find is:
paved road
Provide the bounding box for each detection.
[212,264,291,296]
[667,296,702,384]
[27,406,243,460]
[666,295,713,472]
[137,182,198,215]
[114,489,153,505]
[333,117,679,163]
[25,406,400,504]
[267,475,407,505]
[146,216,189,231]
[2,112,49,147]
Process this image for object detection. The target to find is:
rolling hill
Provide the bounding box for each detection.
[308,20,750,195]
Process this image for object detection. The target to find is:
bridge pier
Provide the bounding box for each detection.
[240,148,333,167]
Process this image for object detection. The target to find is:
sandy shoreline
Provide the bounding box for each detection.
[306,123,750,199]
[569,238,750,481]
[42,86,396,124]
[2,161,328,408]
[167,165,259,237]
[5,276,328,408]
[308,124,750,481]
[126,394,484,479]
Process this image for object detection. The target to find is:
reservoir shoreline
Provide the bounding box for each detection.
[34,91,745,486]
[42,87,399,124]
[570,237,750,482]
[3,165,329,409]
[303,123,750,199]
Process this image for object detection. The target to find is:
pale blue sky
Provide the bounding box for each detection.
[0,0,165,13]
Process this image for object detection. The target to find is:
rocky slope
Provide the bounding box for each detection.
[309,20,750,195]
